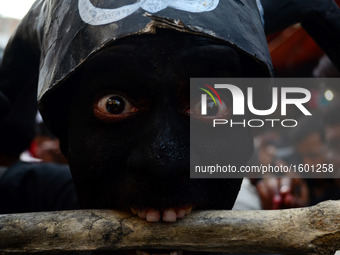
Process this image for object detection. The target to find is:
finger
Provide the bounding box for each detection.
[283,193,295,208]
[257,181,272,210]
[267,178,280,195]
[272,194,282,210]
[280,178,292,195]
[267,178,281,209]
[293,178,309,207]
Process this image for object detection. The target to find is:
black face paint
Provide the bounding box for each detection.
[62,31,253,211]
[0,0,273,253]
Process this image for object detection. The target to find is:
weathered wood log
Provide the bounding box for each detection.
[0,200,340,255]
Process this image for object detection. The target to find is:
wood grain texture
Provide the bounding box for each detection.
[0,200,340,255]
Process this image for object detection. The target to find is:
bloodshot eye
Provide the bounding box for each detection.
[94,94,139,121]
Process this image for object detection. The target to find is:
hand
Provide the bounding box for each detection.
[256,177,309,209]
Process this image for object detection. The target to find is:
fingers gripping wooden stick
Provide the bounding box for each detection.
[0,201,340,254]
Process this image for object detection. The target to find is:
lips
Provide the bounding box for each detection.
[130,205,193,222]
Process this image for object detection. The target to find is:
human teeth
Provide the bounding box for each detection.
[162,209,177,222]
[184,206,192,215]
[131,205,193,221]
[176,209,186,218]
[146,209,161,222]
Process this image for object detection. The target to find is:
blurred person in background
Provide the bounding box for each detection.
[316,103,340,204]
[0,85,78,214]
[324,104,340,172]
[255,114,325,209]
[314,55,340,78]
[0,72,37,168]
[254,110,340,209]
[288,113,326,168]
[28,114,68,164]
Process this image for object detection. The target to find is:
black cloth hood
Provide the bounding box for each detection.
[0,0,272,105]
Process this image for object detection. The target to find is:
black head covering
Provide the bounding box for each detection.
[0,0,273,135]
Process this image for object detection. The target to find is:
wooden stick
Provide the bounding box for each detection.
[1,200,340,254]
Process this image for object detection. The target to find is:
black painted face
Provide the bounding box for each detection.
[64,31,253,215]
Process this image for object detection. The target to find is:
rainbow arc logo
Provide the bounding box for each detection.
[199,84,222,115]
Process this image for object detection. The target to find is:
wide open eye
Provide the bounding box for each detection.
[94,94,139,121]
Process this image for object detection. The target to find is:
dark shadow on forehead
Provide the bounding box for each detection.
[74,29,244,98]
[82,29,240,70]
[81,29,267,79]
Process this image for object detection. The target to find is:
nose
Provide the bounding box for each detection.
[126,110,189,180]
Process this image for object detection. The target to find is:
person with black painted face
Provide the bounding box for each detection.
[0,0,340,254]
[0,0,272,220]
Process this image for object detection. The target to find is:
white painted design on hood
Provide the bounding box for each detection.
[78,0,219,26]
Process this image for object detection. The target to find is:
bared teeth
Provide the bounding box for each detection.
[184,206,192,215]
[131,205,193,222]
[146,209,161,222]
[176,209,186,219]
[162,209,177,222]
